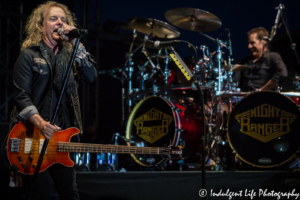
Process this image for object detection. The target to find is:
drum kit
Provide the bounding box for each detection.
[100,7,300,170]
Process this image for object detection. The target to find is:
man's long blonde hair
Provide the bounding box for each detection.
[21,1,77,51]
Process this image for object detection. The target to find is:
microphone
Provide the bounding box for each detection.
[263,36,270,41]
[57,28,88,38]
[153,40,180,48]
[227,29,232,56]
[269,4,283,42]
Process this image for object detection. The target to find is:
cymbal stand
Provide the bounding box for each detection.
[197,31,227,92]
[199,45,210,85]
[122,29,137,123]
[141,41,160,95]
[197,31,228,171]
[164,48,170,96]
[138,61,149,92]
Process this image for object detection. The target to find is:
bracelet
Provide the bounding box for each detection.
[76,52,89,59]
[76,44,86,55]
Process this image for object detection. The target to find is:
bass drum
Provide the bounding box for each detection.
[126,96,203,167]
[227,91,300,168]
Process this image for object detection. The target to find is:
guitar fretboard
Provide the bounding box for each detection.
[57,142,169,155]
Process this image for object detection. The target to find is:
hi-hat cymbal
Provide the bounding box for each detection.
[121,38,159,49]
[165,8,222,32]
[127,18,180,38]
[223,64,252,72]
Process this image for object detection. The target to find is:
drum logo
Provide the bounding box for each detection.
[235,103,297,142]
[133,108,173,144]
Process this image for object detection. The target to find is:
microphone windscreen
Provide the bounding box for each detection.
[57,28,63,36]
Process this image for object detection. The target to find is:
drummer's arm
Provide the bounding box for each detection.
[261,53,287,91]
[260,79,278,91]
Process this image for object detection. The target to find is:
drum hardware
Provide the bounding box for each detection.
[179,138,186,148]
[164,48,170,96]
[122,31,157,121]
[293,74,300,91]
[277,86,282,92]
[121,38,159,49]
[141,46,160,72]
[213,96,223,171]
[153,84,159,95]
[191,31,228,92]
[214,135,222,144]
[136,62,149,91]
[172,107,183,114]
[175,128,187,134]
[122,29,138,121]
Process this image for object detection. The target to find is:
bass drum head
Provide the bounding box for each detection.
[126,96,178,167]
[227,91,300,168]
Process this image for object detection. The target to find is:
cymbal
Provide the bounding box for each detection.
[165,8,222,32]
[127,18,180,38]
[223,64,252,72]
[121,38,159,49]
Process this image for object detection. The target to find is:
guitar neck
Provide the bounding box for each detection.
[57,142,168,155]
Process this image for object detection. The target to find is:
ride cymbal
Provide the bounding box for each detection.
[127,18,180,38]
[165,7,222,32]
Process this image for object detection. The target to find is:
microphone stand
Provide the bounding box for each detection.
[275,4,300,68]
[27,33,86,200]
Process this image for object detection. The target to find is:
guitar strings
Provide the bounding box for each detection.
[14,140,167,155]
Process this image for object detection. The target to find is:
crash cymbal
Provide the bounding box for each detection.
[165,8,222,32]
[121,38,159,49]
[127,18,180,38]
[223,64,252,72]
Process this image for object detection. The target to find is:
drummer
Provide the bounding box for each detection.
[233,27,287,91]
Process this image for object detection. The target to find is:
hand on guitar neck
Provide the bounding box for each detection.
[28,114,61,140]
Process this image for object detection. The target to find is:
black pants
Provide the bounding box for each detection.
[22,164,79,200]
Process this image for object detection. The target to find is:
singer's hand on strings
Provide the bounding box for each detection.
[60,24,77,45]
[38,121,61,140]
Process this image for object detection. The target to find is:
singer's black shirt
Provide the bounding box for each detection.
[12,41,97,131]
[233,51,287,91]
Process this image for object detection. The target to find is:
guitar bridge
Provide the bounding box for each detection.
[10,138,20,152]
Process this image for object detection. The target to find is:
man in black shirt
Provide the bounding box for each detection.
[233,27,287,91]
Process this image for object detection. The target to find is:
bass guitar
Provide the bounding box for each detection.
[7,122,187,175]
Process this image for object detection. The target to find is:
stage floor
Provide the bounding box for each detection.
[2,170,300,200]
[76,171,300,200]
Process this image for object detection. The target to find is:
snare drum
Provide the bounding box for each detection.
[126,96,204,167]
[227,91,300,168]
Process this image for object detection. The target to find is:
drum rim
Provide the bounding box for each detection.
[126,95,180,167]
[226,90,300,168]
